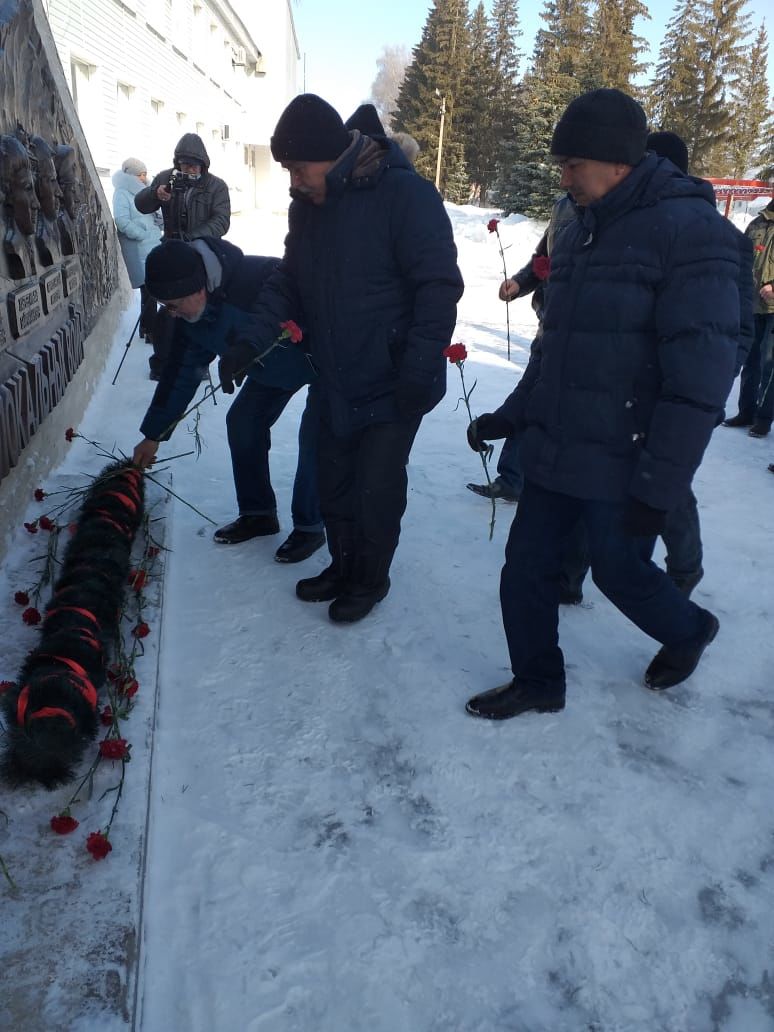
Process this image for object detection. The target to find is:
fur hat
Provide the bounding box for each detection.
[647,131,689,174]
[270,94,351,163]
[121,157,147,176]
[145,241,206,300]
[551,88,648,166]
[344,104,386,139]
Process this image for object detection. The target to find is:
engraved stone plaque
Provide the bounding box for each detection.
[62,256,82,297]
[7,282,44,338]
[41,268,65,314]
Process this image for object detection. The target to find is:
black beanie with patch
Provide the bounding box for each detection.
[550,88,648,166]
[270,94,351,163]
[646,130,689,174]
[344,104,386,139]
[144,241,206,301]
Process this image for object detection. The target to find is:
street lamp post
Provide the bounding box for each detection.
[434,92,446,192]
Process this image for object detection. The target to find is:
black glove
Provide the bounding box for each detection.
[622,496,667,537]
[467,413,512,453]
[394,378,434,419]
[218,339,260,395]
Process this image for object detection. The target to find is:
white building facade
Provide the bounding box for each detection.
[42,0,300,211]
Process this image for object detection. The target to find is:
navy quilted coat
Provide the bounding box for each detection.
[243,135,464,436]
[497,153,753,511]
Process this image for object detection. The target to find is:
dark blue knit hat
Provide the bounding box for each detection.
[270,94,351,162]
[551,88,648,165]
[145,242,206,300]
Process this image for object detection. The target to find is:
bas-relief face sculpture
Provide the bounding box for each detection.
[30,137,63,220]
[53,144,80,219]
[0,134,40,235]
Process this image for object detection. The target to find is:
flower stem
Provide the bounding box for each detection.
[457,361,496,540]
[496,228,511,362]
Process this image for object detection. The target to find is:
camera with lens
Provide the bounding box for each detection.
[168,170,188,193]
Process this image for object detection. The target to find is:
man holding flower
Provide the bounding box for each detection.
[131,238,326,564]
[237,93,463,622]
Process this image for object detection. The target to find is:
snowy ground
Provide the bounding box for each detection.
[3,203,774,1031]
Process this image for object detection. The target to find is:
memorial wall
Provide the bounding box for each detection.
[0,0,121,487]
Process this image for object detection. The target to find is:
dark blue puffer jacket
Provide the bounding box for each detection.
[140,238,313,441]
[497,153,753,511]
[240,135,464,435]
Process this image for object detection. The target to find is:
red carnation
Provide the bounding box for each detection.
[68,523,78,536]
[99,737,129,760]
[280,319,303,344]
[133,621,150,639]
[128,569,147,592]
[34,488,46,502]
[487,218,500,233]
[146,545,161,558]
[24,521,38,534]
[0,680,14,694]
[443,342,468,365]
[51,813,79,835]
[100,705,114,727]
[120,678,139,699]
[532,255,551,280]
[39,516,55,532]
[65,427,76,442]
[14,591,30,606]
[22,607,42,625]
[86,831,112,860]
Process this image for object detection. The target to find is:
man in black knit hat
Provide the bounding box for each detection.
[217,93,463,623]
[131,239,325,565]
[465,88,753,720]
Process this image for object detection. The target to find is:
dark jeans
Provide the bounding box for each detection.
[317,410,421,574]
[737,313,774,425]
[495,436,524,496]
[558,489,703,597]
[225,381,322,532]
[500,480,706,690]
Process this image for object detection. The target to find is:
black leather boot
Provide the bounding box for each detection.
[328,553,392,623]
[296,524,354,602]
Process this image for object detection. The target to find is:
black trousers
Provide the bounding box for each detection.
[139,285,158,342]
[317,411,422,580]
[148,308,176,377]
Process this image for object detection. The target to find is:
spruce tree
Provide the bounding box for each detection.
[392,0,472,195]
[486,0,522,203]
[494,0,592,216]
[725,23,769,176]
[648,0,751,176]
[458,2,498,202]
[587,0,650,93]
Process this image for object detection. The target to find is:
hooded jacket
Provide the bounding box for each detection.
[139,238,314,442]
[134,134,230,241]
[496,153,754,512]
[111,169,161,287]
[231,132,464,436]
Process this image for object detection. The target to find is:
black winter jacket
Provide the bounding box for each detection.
[140,239,312,441]
[134,134,230,241]
[236,133,464,435]
[496,154,754,511]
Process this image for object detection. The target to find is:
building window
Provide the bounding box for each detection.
[70,59,104,161]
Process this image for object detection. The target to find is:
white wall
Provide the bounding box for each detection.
[42,0,300,212]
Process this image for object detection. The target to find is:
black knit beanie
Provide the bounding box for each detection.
[344,103,386,139]
[550,88,648,165]
[270,94,351,162]
[144,242,206,300]
[646,130,689,173]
